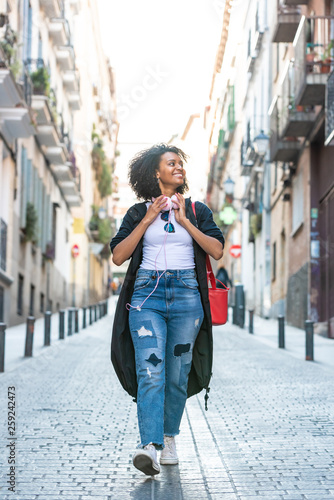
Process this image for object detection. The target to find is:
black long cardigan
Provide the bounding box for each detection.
[109,198,225,404]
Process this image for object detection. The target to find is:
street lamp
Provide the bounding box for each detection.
[98,207,106,219]
[223,176,235,196]
[253,130,270,155]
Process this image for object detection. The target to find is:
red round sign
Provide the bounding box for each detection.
[72,244,80,258]
[229,244,241,258]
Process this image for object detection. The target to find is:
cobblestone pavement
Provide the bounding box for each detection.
[1,311,334,500]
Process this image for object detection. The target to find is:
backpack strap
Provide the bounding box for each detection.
[192,202,229,291]
[192,202,216,290]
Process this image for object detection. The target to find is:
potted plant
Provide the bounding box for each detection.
[321,39,334,74]
[23,202,38,244]
[0,28,21,79]
[30,67,50,95]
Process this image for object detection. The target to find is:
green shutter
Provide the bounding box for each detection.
[20,147,27,228]
[37,176,43,246]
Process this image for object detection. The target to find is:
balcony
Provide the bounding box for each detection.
[69,0,80,15]
[293,16,334,106]
[67,91,81,110]
[36,123,59,147]
[51,157,80,207]
[272,4,301,43]
[55,45,75,71]
[40,0,63,19]
[0,108,35,139]
[51,161,74,182]
[31,94,53,123]
[279,65,318,137]
[0,68,23,107]
[0,46,36,140]
[269,96,301,162]
[62,69,79,92]
[48,18,70,46]
[55,162,81,206]
[45,144,67,164]
[325,70,334,146]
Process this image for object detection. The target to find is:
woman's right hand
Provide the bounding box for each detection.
[112,195,168,266]
[143,195,168,225]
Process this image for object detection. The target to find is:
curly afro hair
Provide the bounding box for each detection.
[128,143,189,200]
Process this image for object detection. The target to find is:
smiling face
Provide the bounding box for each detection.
[156,152,186,195]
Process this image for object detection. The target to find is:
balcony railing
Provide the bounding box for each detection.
[325,70,334,146]
[53,152,81,207]
[39,0,64,19]
[48,18,71,47]
[285,0,308,4]
[279,63,318,137]
[293,16,334,105]
[269,96,301,162]
[272,1,301,43]
[0,218,7,272]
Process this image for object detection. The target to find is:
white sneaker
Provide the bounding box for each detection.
[132,444,160,475]
[160,435,179,465]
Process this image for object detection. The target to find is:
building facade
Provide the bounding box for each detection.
[0,0,117,326]
[206,0,334,337]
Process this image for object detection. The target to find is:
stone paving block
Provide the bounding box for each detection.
[1,316,334,498]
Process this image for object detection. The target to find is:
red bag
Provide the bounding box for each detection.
[192,202,229,326]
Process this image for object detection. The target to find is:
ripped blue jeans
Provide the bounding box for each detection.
[129,269,204,449]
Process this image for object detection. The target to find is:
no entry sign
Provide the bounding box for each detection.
[72,244,80,258]
[229,244,241,258]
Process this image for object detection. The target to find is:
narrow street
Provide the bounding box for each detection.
[1,306,334,499]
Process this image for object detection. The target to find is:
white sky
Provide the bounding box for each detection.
[97,0,225,145]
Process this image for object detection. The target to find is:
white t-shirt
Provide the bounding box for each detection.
[140,203,195,270]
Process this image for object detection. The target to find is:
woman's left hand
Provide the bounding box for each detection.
[173,193,187,226]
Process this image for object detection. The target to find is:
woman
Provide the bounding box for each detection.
[110,143,224,476]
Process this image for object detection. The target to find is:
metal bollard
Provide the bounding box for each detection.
[238,305,245,329]
[82,307,87,329]
[232,304,237,325]
[74,308,79,333]
[249,310,254,334]
[0,323,6,373]
[44,311,52,346]
[25,316,35,357]
[94,304,97,322]
[305,320,314,361]
[68,309,73,336]
[100,302,103,318]
[105,300,108,316]
[278,315,285,348]
[59,310,65,339]
[89,305,93,325]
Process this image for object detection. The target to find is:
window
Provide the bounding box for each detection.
[292,168,304,233]
[40,292,44,313]
[17,274,24,316]
[38,33,43,62]
[0,219,7,272]
[29,284,35,317]
[272,242,276,282]
[271,161,278,194]
[247,30,251,58]
[24,1,33,62]
[52,203,57,260]
[0,286,4,322]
